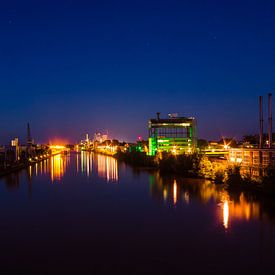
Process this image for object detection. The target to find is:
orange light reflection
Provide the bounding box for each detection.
[97,154,118,182]
[173,180,177,205]
[50,154,66,182]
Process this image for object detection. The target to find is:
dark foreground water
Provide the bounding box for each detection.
[0,152,275,274]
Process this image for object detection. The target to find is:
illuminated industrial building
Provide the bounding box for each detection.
[148,113,197,156]
[228,94,275,177]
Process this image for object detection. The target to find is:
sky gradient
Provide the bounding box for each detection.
[1,0,275,144]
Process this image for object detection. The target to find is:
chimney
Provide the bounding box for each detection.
[259,96,263,149]
[268,93,272,148]
[27,122,32,145]
[156,112,160,120]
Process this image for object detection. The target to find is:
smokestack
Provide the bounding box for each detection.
[268,93,272,148]
[259,96,263,149]
[27,122,32,145]
[156,112,160,120]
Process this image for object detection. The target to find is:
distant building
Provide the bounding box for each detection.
[94,133,108,143]
[26,122,36,157]
[228,148,275,177]
[148,113,197,156]
[11,137,20,161]
[78,133,93,151]
[228,93,275,177]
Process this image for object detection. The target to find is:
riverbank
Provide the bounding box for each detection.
[0,163,26,177]
[113,150,275,198]
[78,150,275,198]
[114,150,202,177]
[0,152,65,178]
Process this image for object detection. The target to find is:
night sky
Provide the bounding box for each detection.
[1,0,274,144]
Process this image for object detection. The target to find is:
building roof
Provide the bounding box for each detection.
[149,117,195,127]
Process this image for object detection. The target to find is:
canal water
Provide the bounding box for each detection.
[0,152,275,274]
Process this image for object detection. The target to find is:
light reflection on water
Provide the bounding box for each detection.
[79,151,93,176]
[149,173,264,230]
[1,152,272,230]
[223,200,229,229]
[17,152,119,183]
[1,152,275,273]
[75,152,118,182]
[96,154,118,182]
[43,152,272,231]
[27,152,114,184]
[173,180,177,205]
[25,154,68,183]
[32,152,118,183]
[50,154,66,182]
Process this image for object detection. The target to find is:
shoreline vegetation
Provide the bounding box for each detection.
[111,150,275,198]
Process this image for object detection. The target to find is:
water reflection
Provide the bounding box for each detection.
[78,151,93,176]
[26,154,70,183]
[1,154,275,274]
[1,153,274,231]
[25,155,67,183]
[173,180,177,205]
[0,152,119,193]
[219,193,261,230]
[77,152,118,182]
[25,154,68,183]
[2,172,20,190]
[223,200,229,229]
[50,154,67,182]
[1,152,119,188]
[149,172,267,230]
[0,154,68,189]
[97,154,118,182]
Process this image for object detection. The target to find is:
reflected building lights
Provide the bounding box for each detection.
[50,154,66,182]
[223,193,260,226]
[27,165,33,183]
[173,180,177,205]
[183,192,190,204]
[28,165,32,176]
[78,152,118,182]
[87,153,92,176]
[106,156,110,181]
[81,151,85,173]
[223,200,229,229]
[219,192,261,230]
[45,159,49,174]
[25,156,66,183]
[35,163,38,176]
[97,154,118,182]
[76,153,79,173]
[149,173,261,228]
[163,189,168,201]
[80,151,93,176]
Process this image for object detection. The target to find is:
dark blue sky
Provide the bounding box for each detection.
[0,0,274,144]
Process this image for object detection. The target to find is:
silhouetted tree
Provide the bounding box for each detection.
[243,134,258,144]
[197,139,208,149]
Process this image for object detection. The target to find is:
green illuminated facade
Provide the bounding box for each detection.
[148,114,197,156]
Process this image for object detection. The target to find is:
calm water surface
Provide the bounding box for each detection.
[0,152,275,274]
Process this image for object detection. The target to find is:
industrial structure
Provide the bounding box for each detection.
[148,113,197,156]
[26,122,35,157]
[228,93,275,177]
